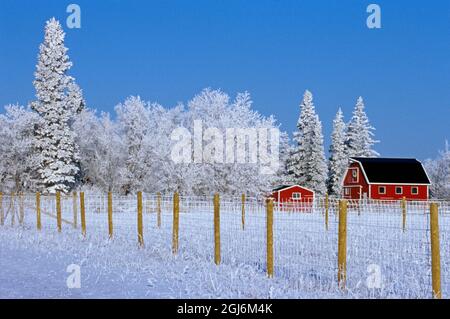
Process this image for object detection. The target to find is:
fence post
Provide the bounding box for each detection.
[172,192,179,254]
[402,197,407,232]
[157,192,161,228]
[56,191,62,232]
[430,203,441,299]
[19,192,24,225]
[36,192,41,231]
[241,193,245,231]
[0,192,3,226]
[137,191,144,247]
[72,192,78,228]
[266,198,274,278]
[325,193,329,231]
[108,192,113,239]
[80,192,86,237]
[214,193,221,265]
[337,199,348,289]
[10,192,15,226]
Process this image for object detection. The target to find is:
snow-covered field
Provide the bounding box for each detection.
[0,194,449,298]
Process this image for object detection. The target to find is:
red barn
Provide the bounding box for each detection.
[270,185,314,211]
[342,157,431,200]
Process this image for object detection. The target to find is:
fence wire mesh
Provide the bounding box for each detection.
[0,192,449,298]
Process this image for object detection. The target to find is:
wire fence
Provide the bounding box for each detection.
[0,191,449,298]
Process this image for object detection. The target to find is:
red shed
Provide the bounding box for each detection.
[270,185,314,211]
[342,157,431,200]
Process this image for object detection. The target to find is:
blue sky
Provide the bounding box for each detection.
[0,0,449,160]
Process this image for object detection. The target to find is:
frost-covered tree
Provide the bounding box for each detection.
[345,96,379,158]
[115,96,152,194]
[288,90,327,195]
[73,109,127,192]
[328,108,348,196]
[30,18,81,193]
[180,88,285,196]
[142,103,187,193]
[228,91,287,195]
[425,141,450,199]
[0,105,39,192]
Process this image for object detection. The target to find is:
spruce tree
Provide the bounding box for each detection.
[30,18,81,194]
[288,90,327,195]
[328,108,347,196]
[345,96,379,158]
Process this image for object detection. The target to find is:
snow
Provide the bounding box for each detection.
[0,220,319,299]
[1,194,449,298]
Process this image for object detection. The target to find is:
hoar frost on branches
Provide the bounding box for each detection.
[183,89,285,195]
[0,105,39,192]
[328,108,348,196]
[288,90,327,195]
[30,18,84,194]
[73,109,127,193]
[425,141,450,199]
[115,96,152,194]
[345,96,379,158]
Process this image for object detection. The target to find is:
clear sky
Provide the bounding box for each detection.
[0,0,449,160]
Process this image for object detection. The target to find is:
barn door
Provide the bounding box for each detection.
[352,187,361,199]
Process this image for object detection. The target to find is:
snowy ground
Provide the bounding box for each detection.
[0,194,449,298]
[0,225,339,299]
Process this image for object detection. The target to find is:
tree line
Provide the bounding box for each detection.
[1,18,447,198]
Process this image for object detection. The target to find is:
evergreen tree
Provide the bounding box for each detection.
[30,18,81,193]
[288,90,327,195]
[345,96,379,157]
[328,108,347,196]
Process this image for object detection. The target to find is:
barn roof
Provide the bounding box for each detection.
[272,185,292,192]
[351,157,431,184]
[272,184,314,192]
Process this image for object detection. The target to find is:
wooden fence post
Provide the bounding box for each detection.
[19,193,24,225]
[108,192,113,239]
[214,193,221,265]
[80,192,86,237]
[266,198,274,278]
[241,193,245,231]
[10,192,15,226]
[56,191,62,232]
[72,192,78,228]
[338,199,348,289]
[172,192,179,254]
[325,193,329,231]
[0,192,3,226]
[157,192,161,228]
[36,192,41,231]
[137,191,144,247]
[430,203,441,299]
[402,197,407,232]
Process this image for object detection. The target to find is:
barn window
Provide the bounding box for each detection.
[378,186,386,194]
[292,192,301,200]
[411,187,418,194]
[395,186,403,195]
[344,188,350,195]
[350,168,358,182]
